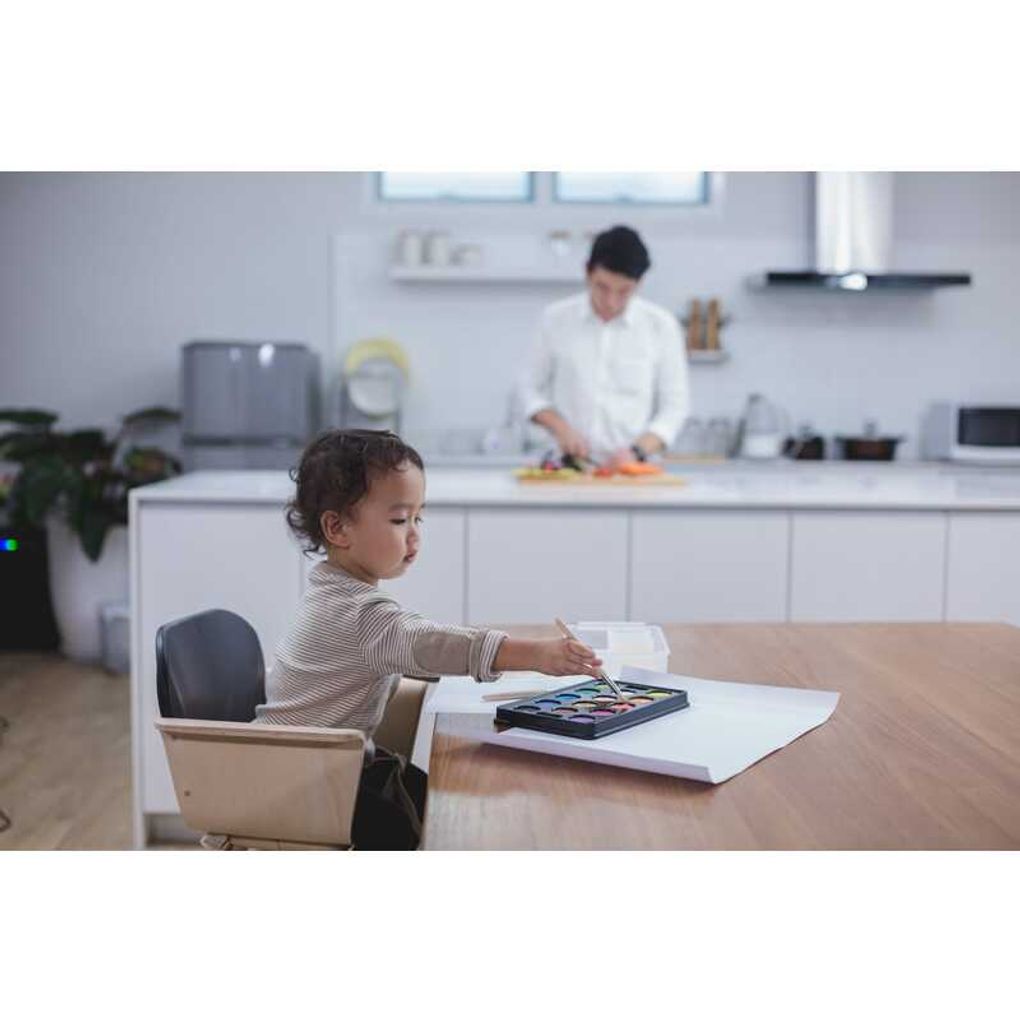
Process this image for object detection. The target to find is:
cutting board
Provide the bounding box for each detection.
[514,469,687,487]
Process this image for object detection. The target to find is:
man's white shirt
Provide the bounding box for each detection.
[520,291,690,456]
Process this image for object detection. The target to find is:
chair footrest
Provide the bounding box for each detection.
[201,831,351,851]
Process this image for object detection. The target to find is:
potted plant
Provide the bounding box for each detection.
[0,406,182,662]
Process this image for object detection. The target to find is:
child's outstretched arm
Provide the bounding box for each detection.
[357,595,602,682]
[494,636,602,678]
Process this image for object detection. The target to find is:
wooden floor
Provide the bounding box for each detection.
[0,653,138,849]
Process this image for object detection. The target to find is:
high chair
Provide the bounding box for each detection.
[154,608,429,850]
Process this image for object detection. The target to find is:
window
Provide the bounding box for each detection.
[554,172,709,205]
[377,172,533,202]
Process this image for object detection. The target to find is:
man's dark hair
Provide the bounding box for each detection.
[586,225,651,280]
[286,429,424,554]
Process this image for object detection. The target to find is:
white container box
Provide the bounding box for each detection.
[568,621,671,676]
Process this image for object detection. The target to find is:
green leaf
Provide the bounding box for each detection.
[0,431,62,462]
[122,445,183,482]
[0,408,58,428]
[122,406,181,427]
[77,504,115,562]
[17,457,71,525]
[64,430,114,465]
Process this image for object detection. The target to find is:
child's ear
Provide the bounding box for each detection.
[320,510,351,549]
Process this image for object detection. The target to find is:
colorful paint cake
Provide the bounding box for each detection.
[495,680,689,740]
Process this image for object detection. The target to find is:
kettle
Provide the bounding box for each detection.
[735,393,789,459]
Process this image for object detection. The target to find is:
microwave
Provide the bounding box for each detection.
[922,402,1020,464]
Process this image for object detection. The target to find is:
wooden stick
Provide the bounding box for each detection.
[481,689,547,703]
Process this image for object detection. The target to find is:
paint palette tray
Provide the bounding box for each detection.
[495,679,689,740]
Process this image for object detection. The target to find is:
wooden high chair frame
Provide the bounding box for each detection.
[156,678,429,851]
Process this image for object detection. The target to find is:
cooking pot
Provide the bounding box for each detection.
[834,435,903,460]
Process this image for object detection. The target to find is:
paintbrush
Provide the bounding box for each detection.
[481,689,547,703]
[554,617,627,700]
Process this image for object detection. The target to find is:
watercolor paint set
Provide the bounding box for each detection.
[495,678,689,740]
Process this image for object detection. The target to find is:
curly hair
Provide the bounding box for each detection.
[286,429,424,554]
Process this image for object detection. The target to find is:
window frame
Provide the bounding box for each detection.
[375,172,536,204]
[551,172,711,207]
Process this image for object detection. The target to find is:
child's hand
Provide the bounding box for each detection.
[536,637,603,677]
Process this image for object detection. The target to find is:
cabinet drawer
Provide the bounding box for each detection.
[946,513,1020,625]
[790,511,946,622]
[466,509,628,624]
[630,510,789,623]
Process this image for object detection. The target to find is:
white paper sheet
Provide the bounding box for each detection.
[410,671,560,769]
[434,665,840,784]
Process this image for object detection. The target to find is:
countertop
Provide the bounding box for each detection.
[130,462,1020,511]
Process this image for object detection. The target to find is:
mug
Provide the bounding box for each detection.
[424,232,451,266]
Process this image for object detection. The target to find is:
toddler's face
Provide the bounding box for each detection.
[328,462,426,583]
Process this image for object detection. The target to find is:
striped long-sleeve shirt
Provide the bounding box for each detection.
[254,561,507,737]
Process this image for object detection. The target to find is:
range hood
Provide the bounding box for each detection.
[759,172,971,291]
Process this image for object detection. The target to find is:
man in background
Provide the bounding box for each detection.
[520,225,690,467]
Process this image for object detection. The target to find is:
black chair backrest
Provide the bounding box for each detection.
[156,609,266,721]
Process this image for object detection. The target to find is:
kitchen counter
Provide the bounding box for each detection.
[134,463,1020,511]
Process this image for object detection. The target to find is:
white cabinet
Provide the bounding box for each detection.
[381,508,466,623]
[466,508,628,624]
[630,510,789,622]
[134,503,304,819]
[946,513,1020,625]
[790,511,946,622]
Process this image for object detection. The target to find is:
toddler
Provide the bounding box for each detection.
[255,428,601,847]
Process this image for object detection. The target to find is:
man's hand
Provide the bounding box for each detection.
[602,433,665,469]
[553,422,590,460]
[634,432,665,457]
[603,447,634,471]
[531,408,590,460]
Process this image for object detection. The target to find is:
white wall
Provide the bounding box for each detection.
[2,172,1019,456]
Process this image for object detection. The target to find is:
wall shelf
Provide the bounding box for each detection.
[687,349,730,365]
[389,264,580,284]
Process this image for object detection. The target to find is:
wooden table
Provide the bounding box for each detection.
[422,623,1020,850]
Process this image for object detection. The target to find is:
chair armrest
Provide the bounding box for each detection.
[374,677,429,760]
[155,718,366,847]
[155,717,365,749]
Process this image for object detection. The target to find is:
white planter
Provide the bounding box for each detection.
[46,516,129,663]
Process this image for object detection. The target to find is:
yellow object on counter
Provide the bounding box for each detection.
[343,337,410,377]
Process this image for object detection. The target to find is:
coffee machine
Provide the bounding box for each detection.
[180,340,320,470]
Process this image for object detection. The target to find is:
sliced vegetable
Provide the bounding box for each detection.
[617,461,664,476]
